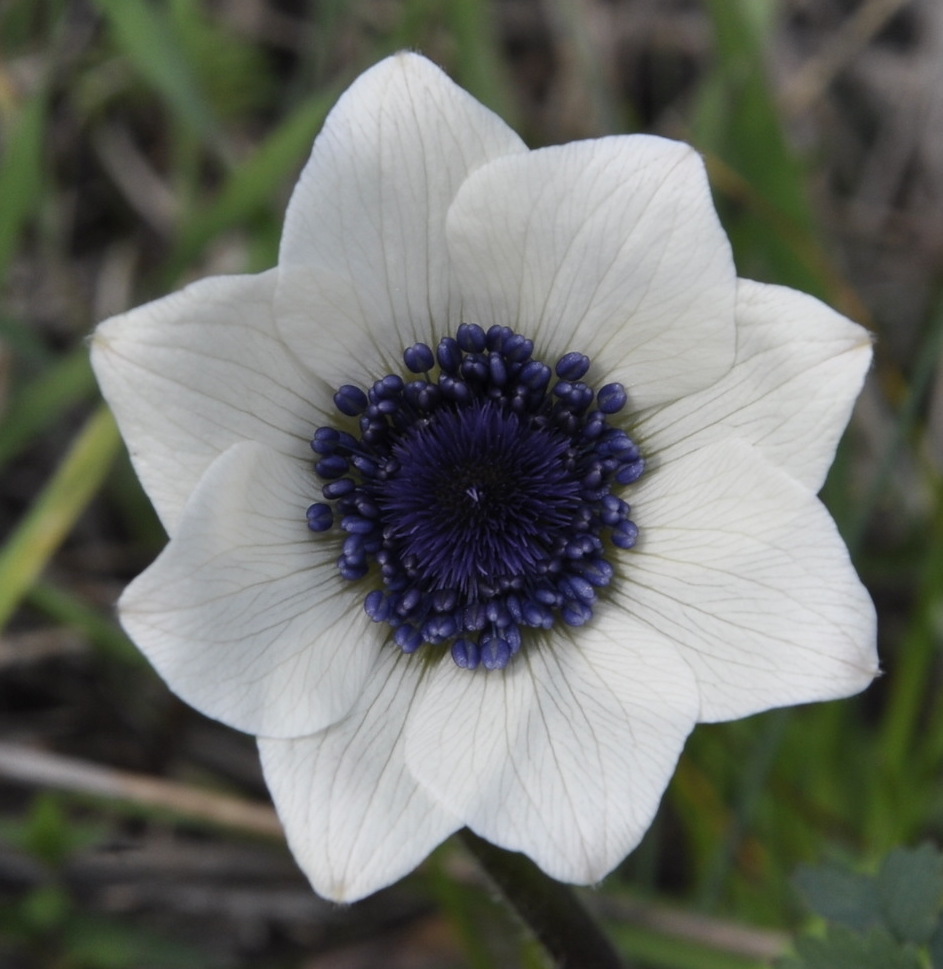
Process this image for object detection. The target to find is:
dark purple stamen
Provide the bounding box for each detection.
[306,324,644,671]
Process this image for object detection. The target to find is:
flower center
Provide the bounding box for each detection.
[382,401,583,597]
[306,323,643,671]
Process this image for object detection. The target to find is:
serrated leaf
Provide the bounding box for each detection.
[877,843,943,944]
[793,925,922,969]
[930,915,943,969]
[929,915,943,968]
[793,863,882,932]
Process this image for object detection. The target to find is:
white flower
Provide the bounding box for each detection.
[91,52,878,902]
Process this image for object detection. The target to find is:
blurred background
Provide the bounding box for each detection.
[1,0,941,966]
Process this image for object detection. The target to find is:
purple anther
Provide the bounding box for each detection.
[597,382,628,414]
[334,384,369,416]
[556,351,590,380]
[306,503,333,532]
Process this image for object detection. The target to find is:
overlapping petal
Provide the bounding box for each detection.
[404,612,699,883]
[93,51,879,906]
[276,52,526,386]
[622,440,878,722]
[445,136,737,409]
[91,271,323,534]
[639,279,873,490]
[120,442,377,738]
[258,649,460,902]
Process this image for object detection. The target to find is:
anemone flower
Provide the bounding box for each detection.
[91,52,878,903]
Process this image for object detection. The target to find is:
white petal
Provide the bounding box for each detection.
[623,440,879,722]
[119,442,379,738]
[91,271,326,534]
[446,136,737,409]
[277,52,526,379]
[404,612,699,884]
[274,265,405,396]
[259,649,460,902]
[639,279,873,491]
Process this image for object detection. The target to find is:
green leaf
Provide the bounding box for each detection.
[0,349,96,471]
[167,85,338,277]
[792,925,922,969]
[0,89,47,280]
[0,793,108,866]
[928,915,943,968]
[91,0,224,151]
[27,581,143,666]
[21,795,75,868]
[19,884,71,933]
[0,406,121,631]
[793,863,882,932]
[695,0,827,297]
[877,843,943,944]
[64,913,218,969]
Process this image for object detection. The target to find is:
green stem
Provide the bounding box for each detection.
[459,829,626,969]
[0,405,120,632]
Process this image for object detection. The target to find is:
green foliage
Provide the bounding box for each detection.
[786,926,922,969]
[21,795,93,867]
[784,845,943,968]
[878,843,943,945]
[168,86,339,277]
[62,915,220,969]
[91,0,224,149]
[0,796,216,969]
[793,862,882,933]
[0,88,47,279]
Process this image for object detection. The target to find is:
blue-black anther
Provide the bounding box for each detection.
[460,354,489,382]
[338,557,369,580]
[423,614,457,641]
[616,459,645,485]
[504,334,533,363]
[488,353,508,387]
[562,600,593,626]
[612,520,639,549]
[574,558,614,586]
[322,478,356,499]
[506,625,523,654]
[306,503,333,532]
[452,638,480,669]
[457,322,487,352]
[334,384,369,416]
[404,342,435,373]
[373,374,404,399]
[556,352,591,380]
[436,337,462,373]
[395,625,423,652]
[311,426,341,453]
[481,634,511,670]
[520,360,551,392]
[364,589,389,621]
[485,324,511,350]
[439,375,471,403]
[315,454,349,479]
[340,515,374,535]
[597,382,628,414]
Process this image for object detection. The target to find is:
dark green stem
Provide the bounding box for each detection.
[459,829,627,969]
